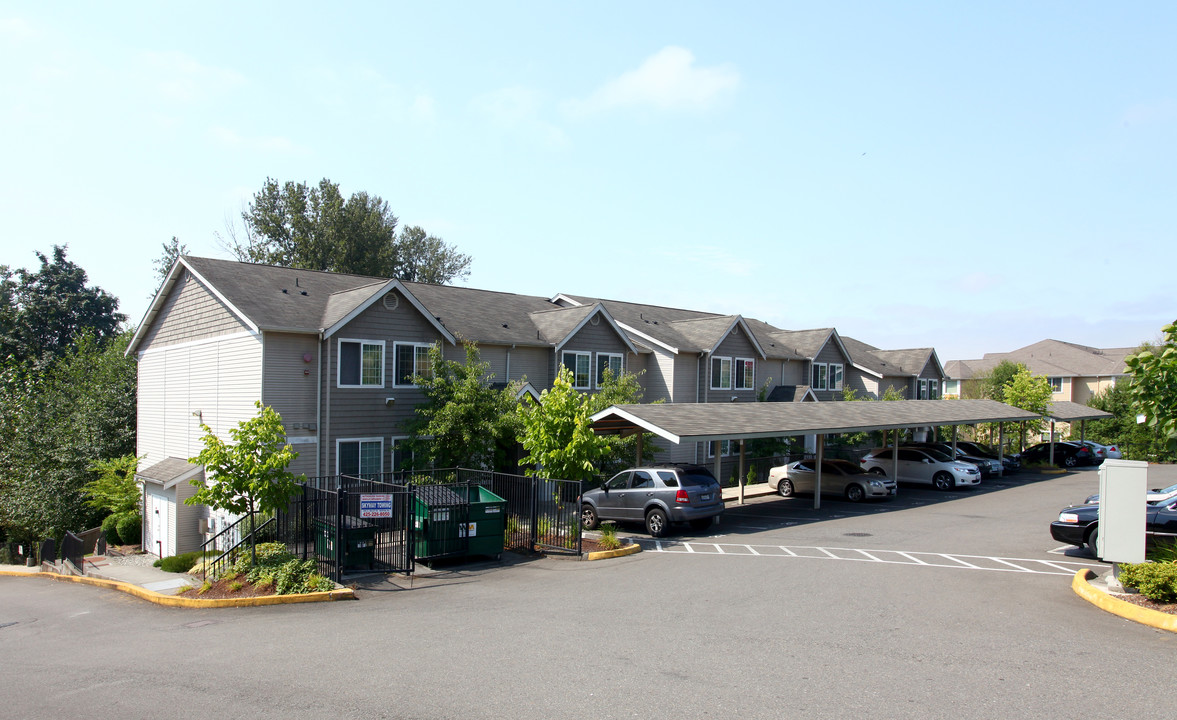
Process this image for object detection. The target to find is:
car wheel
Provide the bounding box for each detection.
[869,467,887,477]
[1063,454,1078,468]
[645,508,668,538]
[777,478,794,498]
[581,504,599,531]
[689,517,713,531]
[1086,526,1100,560]
[845,484,866,503]
[932,472,953,491]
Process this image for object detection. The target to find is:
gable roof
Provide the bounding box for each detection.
[948,339,1133,380]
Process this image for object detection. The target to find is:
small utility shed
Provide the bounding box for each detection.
[136,458,204,558]
[1043,400,1115,465]
[589,399,1041,508]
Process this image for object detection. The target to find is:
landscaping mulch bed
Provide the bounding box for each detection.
[179,576,276,600]
[1111,592,1177,615]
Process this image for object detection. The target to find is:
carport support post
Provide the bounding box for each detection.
[814,434,824,510]
[635,432,644,466]
[998,424,1005,466]
[1049,420,1056,466]
[738,440,746,505]
[713,441,722,492]
[891,429,900,483]
[1081,419,1087,443]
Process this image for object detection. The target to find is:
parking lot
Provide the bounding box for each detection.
[3,464,1174,720]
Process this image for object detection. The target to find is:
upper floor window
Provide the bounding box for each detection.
[828,363,843,391]
[394,342,432,387]
[919,378,929,399]
[338,339,384,388]
[596,353,623,387]
[711,357,733,390]
[1048,377,1063,393]
[812,362,828,391]
[929,379,940,399]
[563,351,591,389]
[735,358,755,390]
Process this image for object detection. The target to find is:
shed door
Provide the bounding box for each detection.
[149,494,169,558]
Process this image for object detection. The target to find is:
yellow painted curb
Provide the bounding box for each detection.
[584,542,641,561]
[1071,569,1177,633]
[1041,468,1068,475]
[0,569,355,607]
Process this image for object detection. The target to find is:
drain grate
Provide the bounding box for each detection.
[843,532,872,537]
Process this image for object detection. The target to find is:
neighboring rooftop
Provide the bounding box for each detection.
[946,339,1133,380]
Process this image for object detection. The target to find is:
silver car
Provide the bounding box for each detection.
[768,459,895,502]
[860,447,981,491]
[581,465,724,537]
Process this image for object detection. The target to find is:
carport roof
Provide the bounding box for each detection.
[590,399,1042,444]
[1046,400,1114,422]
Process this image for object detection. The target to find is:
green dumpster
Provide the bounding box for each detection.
[413,485,506,562]
[315,515,377,570]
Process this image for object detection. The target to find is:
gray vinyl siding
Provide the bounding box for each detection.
[510,346,551,388]
[880,377,913,399]
[175,476,202,555]
[645,347,675,403]
[776,359,805,386]
[320,297,448,477]
[675,354,702,403]
[136,334,263,467]
[561,319,632,394]
[626,352,648,395]
[262,332,320,478]
[139,270,251,348]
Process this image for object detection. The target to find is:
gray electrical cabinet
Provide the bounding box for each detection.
[1096,459,1148,563]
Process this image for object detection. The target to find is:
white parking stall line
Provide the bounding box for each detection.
[642,542,1095,576]
[991,558,1034,572]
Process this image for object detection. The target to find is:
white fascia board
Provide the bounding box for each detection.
[549,293,584,307]
[589,406,682,444]
[322,280,457,345]
[553,305,639,356]
[851,362,884,379]
[616,322,679,354]
[706,316,767,359]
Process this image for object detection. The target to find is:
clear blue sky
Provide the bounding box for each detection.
[2,2,1174,361]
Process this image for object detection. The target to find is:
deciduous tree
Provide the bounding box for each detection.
[1125,320,1177,454]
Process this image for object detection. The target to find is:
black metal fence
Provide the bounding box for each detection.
[60,531,84,575]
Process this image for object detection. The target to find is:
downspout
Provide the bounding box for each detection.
[321,334,328,478]
[506,344,514,382]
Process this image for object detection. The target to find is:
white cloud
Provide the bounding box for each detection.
[208,126,297,153]
[139,51,246,103]
[470,86,566,146]
[564,46,740,117]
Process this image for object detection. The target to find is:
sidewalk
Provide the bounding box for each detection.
[722,482,777,503]
[0,555,198,594]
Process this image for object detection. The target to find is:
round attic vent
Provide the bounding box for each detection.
[383,292,399,310]
[589,314,600,326]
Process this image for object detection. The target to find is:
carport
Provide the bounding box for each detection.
[589,399,1041,508]
[1043,400,1114,465]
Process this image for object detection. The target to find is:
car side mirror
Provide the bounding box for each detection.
[923,458,931,464]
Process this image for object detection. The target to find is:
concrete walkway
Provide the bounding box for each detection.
[0,555,199,593]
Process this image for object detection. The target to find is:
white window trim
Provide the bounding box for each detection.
[595,352,624,388]
[393,341,433,388]
[337,339,385,389]
[929,379,940,399]
[336,437,384,476]
[919,378,928,399]
[711,356,733,390]
[706,439,734,458]
[1048,377,1063,393]
[812,362,828,391]
[735,357,755,391]
[390,435,413,473]
[562,351,592,389]
[828,362,843,391]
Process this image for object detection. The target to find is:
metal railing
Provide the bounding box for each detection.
[60,531,84,575]
[198,513,275,581]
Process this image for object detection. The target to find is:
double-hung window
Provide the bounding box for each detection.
[828,363,843,391]
[711,357,732,390]
[337,438,383,478]
[734,358,755,390]
[929,379,940,399]
[596,353,623,387]
[562,351,591,389]
[919,379,929,399]
[707,440,734,458]
[1048,377,1063,393]
[338,339,384,388]
[394,342,433,387]
[812,362,828,391]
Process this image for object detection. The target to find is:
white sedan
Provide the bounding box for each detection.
[768,459,895,503]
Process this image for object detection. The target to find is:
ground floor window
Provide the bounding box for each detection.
[338,438,383,477]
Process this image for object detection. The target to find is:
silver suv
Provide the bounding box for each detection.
[581,465,724,537]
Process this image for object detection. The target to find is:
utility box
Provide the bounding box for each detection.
[1096,459,1148,563]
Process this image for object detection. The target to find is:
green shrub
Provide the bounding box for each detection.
[116,514,141,546]
[101,514,122,545]
[1118,561,1177,602]
[598,522,621,551]
[159,550,205,573]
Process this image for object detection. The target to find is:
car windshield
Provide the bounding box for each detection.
[679,471,717,487]
[923,449,953,463]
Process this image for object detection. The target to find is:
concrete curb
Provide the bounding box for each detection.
[1071,569,1177,633]
[584,542,642,561]
[0,569,355,607]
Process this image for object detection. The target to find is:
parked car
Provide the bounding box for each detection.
[1084,481,1177,506]
[1020,441,1095,468]
[1049,494,1177,559]
[904,442,1002,479]
[953,441,1021,474]
[581,465,724,537]
[860,447,981,490]
[1078,440,1122,461]
[768,459,896,502]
